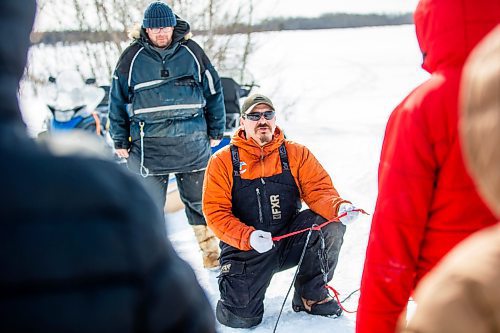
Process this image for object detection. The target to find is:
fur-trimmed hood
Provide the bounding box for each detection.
[127,15,192,46]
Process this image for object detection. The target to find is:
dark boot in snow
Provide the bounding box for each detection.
[292,292,342,317]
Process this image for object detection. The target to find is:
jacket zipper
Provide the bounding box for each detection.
[260,147,265,178]
[256,188,264,225]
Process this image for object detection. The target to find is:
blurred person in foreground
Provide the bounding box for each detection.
[399,25,500,333]
[356,0,500,332]
[202,94,360,328]
[0,1,215,332]
[109,1,225,269]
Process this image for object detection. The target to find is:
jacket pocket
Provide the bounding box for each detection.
[218,261,250,308]
[174,77,197,86]
[131,77,206,119]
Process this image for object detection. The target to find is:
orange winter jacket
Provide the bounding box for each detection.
[202,126,348,250]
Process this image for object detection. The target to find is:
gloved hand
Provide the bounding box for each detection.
[338,203,360,226]
[249,230,273,253]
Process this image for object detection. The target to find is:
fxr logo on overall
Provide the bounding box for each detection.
[270,195,281,220]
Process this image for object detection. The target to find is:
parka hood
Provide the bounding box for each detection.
[414,0,500,73]
[0,0,36,124]
[129,16,192,47]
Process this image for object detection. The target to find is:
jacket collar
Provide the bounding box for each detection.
[231,126,285,158]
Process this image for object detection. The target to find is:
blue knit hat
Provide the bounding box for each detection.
[143,2,177,28]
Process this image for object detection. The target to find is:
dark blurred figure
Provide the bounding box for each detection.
[399,26,500,333]
[357,0,500,332]
[0,1,215,332]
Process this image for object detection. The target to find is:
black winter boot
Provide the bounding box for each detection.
[292,292,342,317]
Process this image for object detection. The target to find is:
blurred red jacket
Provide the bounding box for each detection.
[356,0,500,332]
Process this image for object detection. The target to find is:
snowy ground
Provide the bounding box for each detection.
[164,25,428,333]
[20,24,428,333]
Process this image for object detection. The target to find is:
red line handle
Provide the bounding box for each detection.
[325,285,357,313]
[271,208,369,242]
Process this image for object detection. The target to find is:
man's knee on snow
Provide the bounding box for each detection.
[216,301,262,329]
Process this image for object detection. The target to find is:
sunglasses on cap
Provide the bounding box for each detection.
[244,110,275,121]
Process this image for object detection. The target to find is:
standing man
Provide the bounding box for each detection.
[109,1,225,269]
[356,1,500,332]
[202,94,361,328]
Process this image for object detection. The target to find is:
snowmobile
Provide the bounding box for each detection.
[40,70,110,139]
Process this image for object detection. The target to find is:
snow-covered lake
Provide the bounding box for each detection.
[20,24,429,333]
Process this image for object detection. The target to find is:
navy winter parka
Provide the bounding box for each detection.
[109,18,225,175]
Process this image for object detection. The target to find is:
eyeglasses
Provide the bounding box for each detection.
[244,110,275,121]
[149,27,172,34]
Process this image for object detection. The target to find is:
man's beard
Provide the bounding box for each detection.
[255,125,272,144]
[154,36,171,48]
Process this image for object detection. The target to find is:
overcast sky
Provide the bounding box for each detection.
[252,0,419,21]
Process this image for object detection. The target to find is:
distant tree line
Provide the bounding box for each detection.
[31,12,413,46]
[31,31,127,45]
[252,13,413,32]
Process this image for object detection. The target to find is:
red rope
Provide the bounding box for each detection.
[271,208,368,316]
[325,285,357,313]
[272,208,369,242]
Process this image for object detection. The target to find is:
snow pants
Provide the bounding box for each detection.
[143,170,207,225]
[216,209,346,328]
